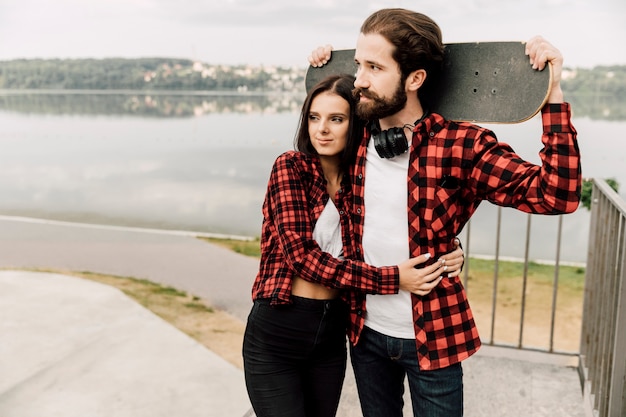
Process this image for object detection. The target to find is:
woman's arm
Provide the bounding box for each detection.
[266,152,458,295]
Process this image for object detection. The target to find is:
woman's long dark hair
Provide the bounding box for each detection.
[294,74,363,170]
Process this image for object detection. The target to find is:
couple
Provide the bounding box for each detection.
[243,7,581,417]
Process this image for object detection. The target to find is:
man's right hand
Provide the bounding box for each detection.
[308,44,333,67]
[525,36,564,103]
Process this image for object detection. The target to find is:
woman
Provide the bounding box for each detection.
[242,74,463,417]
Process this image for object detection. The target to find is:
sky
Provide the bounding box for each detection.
[0,0,624,69]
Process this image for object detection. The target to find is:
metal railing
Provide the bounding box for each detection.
[578,179,626,417]
[461,206,580,355]
[460,178,626,415]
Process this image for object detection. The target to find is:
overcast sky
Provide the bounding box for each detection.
[0,0,624,69]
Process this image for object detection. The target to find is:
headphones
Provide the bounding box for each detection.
[371,112,429,159]
[371,123,409,159]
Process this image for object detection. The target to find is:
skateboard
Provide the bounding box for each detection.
[305,42,552,124]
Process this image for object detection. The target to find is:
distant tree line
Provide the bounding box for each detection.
[1,58,625,96]
[1,58,626,120]
[561,65,626,97]
[0,58,305,92]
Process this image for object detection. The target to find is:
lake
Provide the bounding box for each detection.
[1,91,624,264]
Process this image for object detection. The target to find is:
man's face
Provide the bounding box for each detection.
[355,77,407,121]
[353,33,407,120]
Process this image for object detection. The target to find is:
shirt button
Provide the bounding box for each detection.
[357,208,362,214]
[429,131,435,137]
[358,173,363,179]
[339,210,344,215]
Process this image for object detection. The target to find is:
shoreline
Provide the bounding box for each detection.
[0,214,255,242]
[0,213,586,268]
[0,88,305,97]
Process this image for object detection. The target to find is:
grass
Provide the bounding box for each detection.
[200,237,586,351]
[197,237,585,351]
[465,257,586,288]
[198,236,261,258]
[15,238,585,370]
[460,258,585,352]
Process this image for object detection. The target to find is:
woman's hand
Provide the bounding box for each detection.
[438,238,464,278]
[398,238,464,296]
[398,253,444,296]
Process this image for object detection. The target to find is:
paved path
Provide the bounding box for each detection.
[0,216,585,416]
[0,270,251,417]
[0,216,258,320]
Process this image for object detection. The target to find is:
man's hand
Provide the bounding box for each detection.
[525,36,564,103]
[308,44,333,67]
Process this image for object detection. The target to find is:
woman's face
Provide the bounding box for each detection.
[308,91,350,158]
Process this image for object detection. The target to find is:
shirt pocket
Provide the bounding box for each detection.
[429,174,462,234]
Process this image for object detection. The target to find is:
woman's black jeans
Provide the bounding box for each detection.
[242,296,348,417]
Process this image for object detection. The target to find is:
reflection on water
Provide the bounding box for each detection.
[1,90,624,121]
[567,94,626,121]
[0,93,301,237]
[0,91,305,117]
[0,92,624,263]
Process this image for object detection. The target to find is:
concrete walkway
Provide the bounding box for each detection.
[0,270,251,417]
[0,216,585,416]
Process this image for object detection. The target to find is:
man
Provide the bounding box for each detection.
[308,8,581,417]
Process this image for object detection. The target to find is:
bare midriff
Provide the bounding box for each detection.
[291,276,340,300]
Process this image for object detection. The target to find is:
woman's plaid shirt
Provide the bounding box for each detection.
[251,151,400,305]
[345,103,581,370]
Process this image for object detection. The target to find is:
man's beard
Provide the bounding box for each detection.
[354,81,407,121]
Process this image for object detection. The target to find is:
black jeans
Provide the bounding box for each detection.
[242,296,348,417]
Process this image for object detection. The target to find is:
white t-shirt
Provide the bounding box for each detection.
[312,198,343,259]
[362,138,415,339]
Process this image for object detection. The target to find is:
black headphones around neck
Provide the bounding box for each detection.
[371,112,429,159]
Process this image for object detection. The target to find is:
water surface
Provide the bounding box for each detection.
[1,92,624,264]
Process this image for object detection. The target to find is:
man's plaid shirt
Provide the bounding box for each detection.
[251,150,400,305]
[345,103,581,370]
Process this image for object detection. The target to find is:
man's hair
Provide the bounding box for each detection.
[294,74,364,169]
[360,8,444,106]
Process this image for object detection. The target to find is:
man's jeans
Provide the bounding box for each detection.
[350,326,463,417]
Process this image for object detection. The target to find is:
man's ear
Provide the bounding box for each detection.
[406,69,427,91]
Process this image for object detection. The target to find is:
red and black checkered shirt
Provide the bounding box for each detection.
[251,150,400,305]
[345,103,581,370]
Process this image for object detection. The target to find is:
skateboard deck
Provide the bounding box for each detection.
[305,42,552,124]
